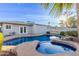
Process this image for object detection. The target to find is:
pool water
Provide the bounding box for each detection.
[4,35,51,45]
[36,41,76,54]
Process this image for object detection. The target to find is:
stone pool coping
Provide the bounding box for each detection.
[50,40,79,56]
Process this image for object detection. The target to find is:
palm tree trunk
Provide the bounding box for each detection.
[77,3,79,38]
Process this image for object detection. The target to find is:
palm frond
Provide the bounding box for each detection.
[41,3,50,9]
[65,3,73,10]
[49,3,64,17]
[50,3,73,17]
[41,3,73,18]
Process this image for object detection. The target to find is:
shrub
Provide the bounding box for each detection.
[0,32,4,51]
[60,31,78,37]
[60,32,65,36]
[46,31,50,34]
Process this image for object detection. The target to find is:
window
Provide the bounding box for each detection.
[6,25,11,29]
[9,25,11,29]
[24,27,26,33]
[20,27,27,34]
[6,25,8,29]
[20,27,23,33]
[0,27,2,32]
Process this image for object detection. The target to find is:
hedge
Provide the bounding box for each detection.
[60,31,78,37]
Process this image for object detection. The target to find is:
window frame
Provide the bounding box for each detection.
[6,25,11,29]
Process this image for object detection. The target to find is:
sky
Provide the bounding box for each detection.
[0,3,77,26]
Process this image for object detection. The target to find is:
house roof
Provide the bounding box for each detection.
[0,21,54,27]
[0,21,33,26]
[34,23,53,28]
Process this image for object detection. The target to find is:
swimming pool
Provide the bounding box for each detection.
[3,35,76,55]
[36,41,76,54]
[3,35,51,45]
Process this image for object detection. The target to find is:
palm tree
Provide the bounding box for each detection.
[41,3,73,17]
[41,3,79,37]
[59,16,77,28]
[66,16,77,28]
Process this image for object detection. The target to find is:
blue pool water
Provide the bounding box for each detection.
[36,41,76,54]
[4,35,51,45]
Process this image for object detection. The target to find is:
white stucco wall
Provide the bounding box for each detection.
[2,24,14,35]
[32,24,49,34]
[26,26,33,34]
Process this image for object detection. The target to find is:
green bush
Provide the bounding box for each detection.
[46,31,50,34]
[60,32,65,36]
[60,31,78,37]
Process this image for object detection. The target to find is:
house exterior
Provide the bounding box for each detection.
[0,21,51,36]
[32,24,50,34]
[0,21,77,36]
[0,21,33,36]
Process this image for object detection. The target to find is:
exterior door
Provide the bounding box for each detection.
[19,27,27,34]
